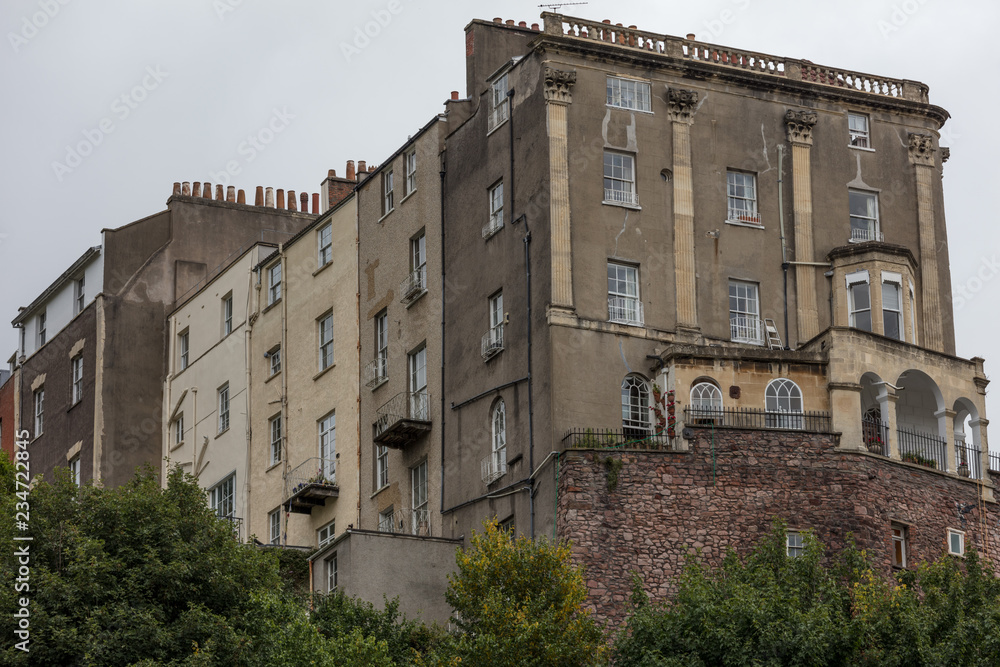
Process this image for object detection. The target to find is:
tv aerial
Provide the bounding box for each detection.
[538,2,588,11]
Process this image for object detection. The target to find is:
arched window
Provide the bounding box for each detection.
[621,375,650,436]
[492,400,506,456]
[765,378,803,429]
[690,381,723,423]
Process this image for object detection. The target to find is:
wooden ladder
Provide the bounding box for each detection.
[764,318,783,350]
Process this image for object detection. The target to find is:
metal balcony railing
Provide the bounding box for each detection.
[483,212,504,239]
[284,457,338,514]
[608,297,644,326]
[683,407,834,433]
[862,414,889,456]
[989,452,1000,473]
[377,507,431,536]
[604,187,639,207]
[219,514,242,539]
[482,325,504,360]
[374,391,431,447]
[399,266,427,304]
[563,427,674,451]
[850,227,884,243]
[898,426,947,471]
[481,449,507,485]
[364,357,388,388]
[730,316,765,345]
[727,208,761,225]
[955,438,982,479]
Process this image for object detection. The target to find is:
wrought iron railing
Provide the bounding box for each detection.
[862,414,889,456]
[730,316,765,345]
[727,208,761,225]
[398,266,426,304]
[483,212,504,239]
[989,452,1000,473]
[374,391,431,438]
[287,457,337,496]
[481,448,507,484]
[683,407,833,433]
[563,427,674,451]
[481,325,504,360]
[377,507,431,536]
[608,296,644,326]
[850,227,884,243]
[955,438,982,479]
[219,514,242,539]
[604,187,639,207]
[897,426,947,471]
[363,356,388,388]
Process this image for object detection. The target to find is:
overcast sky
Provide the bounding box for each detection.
[2,0,996,435]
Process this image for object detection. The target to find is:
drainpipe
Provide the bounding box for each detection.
[777,145,790,349]
[279,244,289,546]
[439,157,448,522]
[243,266,254,539]
[164,315,177,485]
[509,87,537,539]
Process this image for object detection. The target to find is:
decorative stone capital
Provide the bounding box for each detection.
[941,147,950,163]
[908,133,936,166]
[666,88,698,123]
[784,109,818,145]
[543,67,576,104]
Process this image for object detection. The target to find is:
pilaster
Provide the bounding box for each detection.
[669,88,699,329]
[880,390,900,460]
[785,109,820,343]
[909,133,943,351]
[936,407,957,473]
[545,67,577,311]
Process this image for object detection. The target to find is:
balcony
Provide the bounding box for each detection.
[603,188,639,207]
[608,296,644,327]
[364,357,388,389]
[483,212,504,240]
[850,227,884,243]
[374,391,431,448]
[727,208,761,226]
[377,507,431,536]
[482,325,504,361]
[683,407,834,433]
[481,449,507,485]
[563,427,675,451]
[897,426,947,471]
[284,457,338,514]
[488,102,509,132]
[730,316,765,345]
[862,414,889,456]
[218,514,243,540]
[955,438,983,479]
[399,267,426,305]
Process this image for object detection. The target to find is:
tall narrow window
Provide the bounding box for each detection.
[179,330,190,370]
[606,76,651,112]
[222,293,233,336]
[608,263,642,326]
[405,150,417,196]
[174,414,184,446]
[882,278,903,341]
[765,378,803,429]
[317,223,333,267]
[269,509,281,545]
[491,399,507,477]
[383,170,394,215]
[892,523,907,567]
[269,346,281,376]
[410,232,426,292]
[210,474,235,519]
[37,311,46,347]
[489,71,509,131]
[269,414,282,466]
[849,190,880,242]
[75,276,86,315]
[267,263,282,305]
[848,112,871,148]
[318,313,334,370]
[374,310,388,384]
[376,444,389,489]
[409,345,428,420]
[729,280,762,344]
[485,180,504,238]
[218,384,230,433]
[411,461,428,534]
[71,354,83,405]
[621,375,650,437]
[726,171,760,225]
[69,456,81,487]
[483,291,504,359]
[319,412,336,480]
[326,552,338,591]
[847,272,872,332]
[33,388,44,437]
[603,152,637,206]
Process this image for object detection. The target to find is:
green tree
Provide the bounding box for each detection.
[444,519,607,667]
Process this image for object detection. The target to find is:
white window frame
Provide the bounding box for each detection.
[69,455,81,487]
[411,461,428,534]
[729,280,762,344]
[405,150,417,196]
[606,76,651,112]
[689,382,723,422]
[726,171,760,226]
[269,508,281,545]
[383,169,394,215]
[317,520,335,548]
[409,345,428,420]
[846,270,872,333]
[318,223,333,267]
[71,354,83,405]
[485,180,504,238]
[908,281,917,346]
[786,530,804,557]
[210,474,235,519]
[375,310,388,383]
[489,290,504,347]
[892,523,907,567]
[849,190,881,242]
[319,412,336,479]
[947,528,965,557]
[318,313,334,371]
[376,444,389,490]
[222,293,233,336]
[33,387,44,437]
[881,274,903,341]
[621,374,650,435]
[608,262,642,326]
[269,346,281,376]
[410,232,427,292]
[269,414,282,466]
[488,71,510,132]
[326,552,338,591]
[603,151,638,207]
[848,112,871,149]
[218,383,230,434]
[378,506,395,533]
[765,378,804,429]
[174,414,184,447]
[492,399,507,470]
[75,276,86,315]
[179,330,189,371]
[267,263,282,305]
[37,311,46,347]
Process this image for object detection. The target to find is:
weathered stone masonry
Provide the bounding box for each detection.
[558,428,1000,626]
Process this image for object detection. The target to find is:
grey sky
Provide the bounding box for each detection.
[2,0,996,428]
